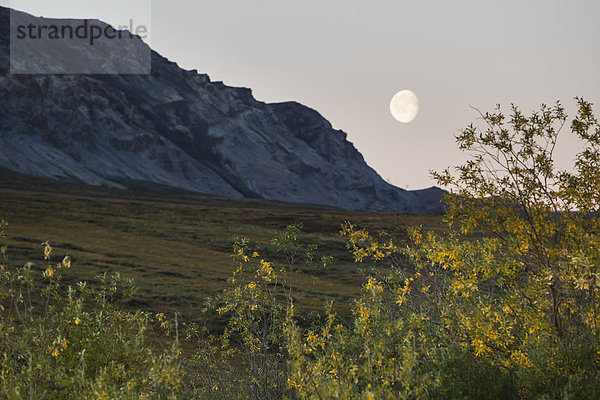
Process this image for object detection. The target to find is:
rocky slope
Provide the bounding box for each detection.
[0,7,442,211]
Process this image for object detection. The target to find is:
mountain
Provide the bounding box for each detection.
[0,7,443,212]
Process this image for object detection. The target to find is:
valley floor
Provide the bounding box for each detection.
[0,169,445,319]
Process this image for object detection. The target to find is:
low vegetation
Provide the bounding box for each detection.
[1,98,600,398]
[0,171,442,318]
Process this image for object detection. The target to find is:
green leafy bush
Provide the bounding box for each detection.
[0,228,184,399]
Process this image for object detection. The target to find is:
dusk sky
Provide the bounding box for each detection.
[5,0,600,190]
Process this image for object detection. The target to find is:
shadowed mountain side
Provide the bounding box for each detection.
[0,7,443,212]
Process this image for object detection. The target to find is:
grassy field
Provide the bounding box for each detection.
[0,168,445,320]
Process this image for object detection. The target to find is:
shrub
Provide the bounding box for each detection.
[184,224,313,399]
[0,228,184,399]
[284,99,600,399]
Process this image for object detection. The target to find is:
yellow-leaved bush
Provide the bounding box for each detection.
[282,99,600,399]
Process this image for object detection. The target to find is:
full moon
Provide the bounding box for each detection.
[390,90,419,123]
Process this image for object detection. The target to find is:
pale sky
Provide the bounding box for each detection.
[4,0,600,189]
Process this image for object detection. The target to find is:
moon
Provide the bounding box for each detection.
[390,90,419,123]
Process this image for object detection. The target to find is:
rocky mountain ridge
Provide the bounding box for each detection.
[0,7,443,211]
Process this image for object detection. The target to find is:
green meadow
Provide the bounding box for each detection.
[0,168,444,320]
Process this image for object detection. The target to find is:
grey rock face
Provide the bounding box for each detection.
[0,7,442,211]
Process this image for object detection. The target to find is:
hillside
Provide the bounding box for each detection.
[0,6,442,212]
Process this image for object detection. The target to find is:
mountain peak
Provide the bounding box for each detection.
[0,7,443,212]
